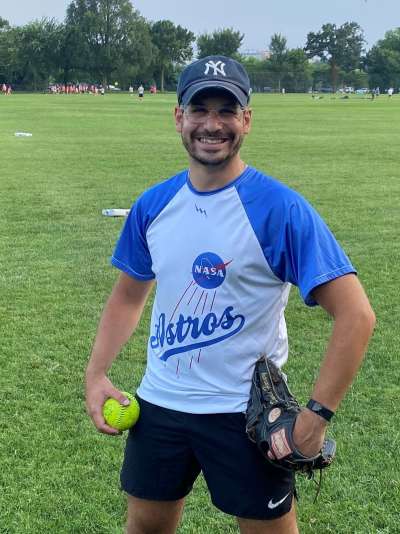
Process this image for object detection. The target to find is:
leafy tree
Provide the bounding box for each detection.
[243,48,311,94]
[0,18,13,82]
[53,22,84,84]
[343,68,369,90]
[150,20,194,91]
[11,19,62,90]
[366,28,400,89]
[305,22,365,91]
[197,28,243,59]
[65,0,153,86]
[283,48,312,92]
[309,61,331,91]
[267,33,288,91]
[269,33,287,57]
[0,17,10,30]
[242,56,273,92]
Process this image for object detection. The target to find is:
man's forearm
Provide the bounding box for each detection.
[86,295,140,377]
[311,305,376,411]
[85,275,153,434]
[293,275,375,456]
[86,274,153,379]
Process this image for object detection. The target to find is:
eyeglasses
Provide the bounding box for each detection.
[183,105,245,124]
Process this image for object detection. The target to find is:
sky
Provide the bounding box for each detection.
[2,0,400,51]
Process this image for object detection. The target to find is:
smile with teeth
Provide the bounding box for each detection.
[197,137,228,144]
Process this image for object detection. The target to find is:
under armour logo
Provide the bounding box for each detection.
[195,204,207,217]
[204,60,226,76]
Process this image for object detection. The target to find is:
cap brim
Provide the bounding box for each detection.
[180,80,249,107]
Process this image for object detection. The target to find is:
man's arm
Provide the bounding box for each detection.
[293,273,376,456]
[85,272,154,435]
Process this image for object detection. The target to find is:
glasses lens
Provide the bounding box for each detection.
[185,107,242,124]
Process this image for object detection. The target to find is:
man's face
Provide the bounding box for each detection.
[175,90,252,168]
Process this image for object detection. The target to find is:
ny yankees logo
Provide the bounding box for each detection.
[204,60,226,76]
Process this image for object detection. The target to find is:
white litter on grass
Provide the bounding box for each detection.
[102,208,130,217]
[15,132,33,137]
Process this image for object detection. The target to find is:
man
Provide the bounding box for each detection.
[86,56,375,533]
[137,84,144,99]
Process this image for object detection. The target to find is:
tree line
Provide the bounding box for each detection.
[1,0,399,92]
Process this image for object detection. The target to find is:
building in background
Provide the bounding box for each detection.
[241,49,271,61]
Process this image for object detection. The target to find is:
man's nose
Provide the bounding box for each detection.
[203,110,223,129]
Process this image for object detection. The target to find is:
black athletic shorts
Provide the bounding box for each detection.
[120,396,295,520]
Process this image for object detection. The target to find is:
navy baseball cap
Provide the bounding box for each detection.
[177,55,251,107]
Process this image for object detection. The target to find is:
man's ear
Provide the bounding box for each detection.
[175,106,184,132]
[243,108,252,134]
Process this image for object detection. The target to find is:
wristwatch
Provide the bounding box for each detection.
[306,399,335,422]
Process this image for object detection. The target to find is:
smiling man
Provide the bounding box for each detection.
[176,56,252,190]
[179,91,248,168]
[85,56,375,533]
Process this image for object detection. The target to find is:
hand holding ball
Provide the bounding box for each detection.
[102,392,140,431]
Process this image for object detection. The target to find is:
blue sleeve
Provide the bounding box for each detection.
[237,171,356,306]
[111,171,187,280]
[111,195,155,280]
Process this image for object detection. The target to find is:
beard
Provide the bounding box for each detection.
[181,132,244,168]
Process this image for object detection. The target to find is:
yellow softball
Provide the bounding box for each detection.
[102,392,140,431]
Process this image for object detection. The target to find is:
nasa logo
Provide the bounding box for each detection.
[192,252,231,289]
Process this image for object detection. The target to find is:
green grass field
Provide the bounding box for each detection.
[1,91,399,533]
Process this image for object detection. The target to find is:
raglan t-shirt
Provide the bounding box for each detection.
[111,166,356,414]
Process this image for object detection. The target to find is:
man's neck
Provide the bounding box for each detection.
[188,157,247,192]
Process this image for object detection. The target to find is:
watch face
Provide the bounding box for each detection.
[307,400,334,421]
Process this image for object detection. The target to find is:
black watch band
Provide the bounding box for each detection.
[306,399,335,422]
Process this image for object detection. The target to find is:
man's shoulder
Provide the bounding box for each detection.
[238,167,305,206]
[134,170,187,214]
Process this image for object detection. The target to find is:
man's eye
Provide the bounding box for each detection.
[219,109,236,116]
[191,108,207,115]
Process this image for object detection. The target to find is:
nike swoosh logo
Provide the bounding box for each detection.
[268,492,290,509]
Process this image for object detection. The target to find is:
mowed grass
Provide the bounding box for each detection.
[0,91,399,533]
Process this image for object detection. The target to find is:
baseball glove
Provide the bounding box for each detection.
[245,355,336,477]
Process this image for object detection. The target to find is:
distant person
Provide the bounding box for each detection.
[388,87,394,97]
[129,85,134,95]
[138,84,144,99]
